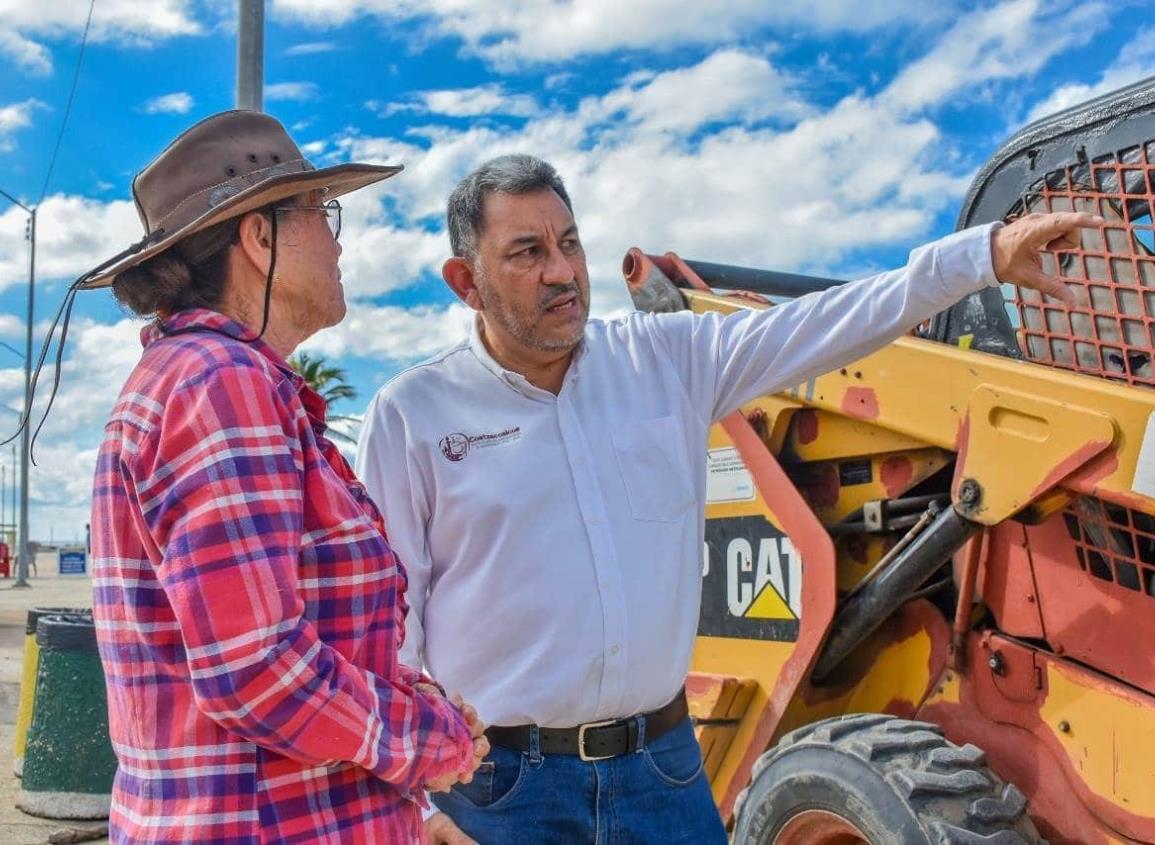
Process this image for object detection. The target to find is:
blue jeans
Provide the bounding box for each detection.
[432,717,727,844]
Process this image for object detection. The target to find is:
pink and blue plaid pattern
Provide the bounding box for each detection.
[91,309,474,844]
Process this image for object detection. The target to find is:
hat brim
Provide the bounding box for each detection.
[80,162,402,289]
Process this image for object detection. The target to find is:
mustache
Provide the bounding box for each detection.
[540,285,582,310]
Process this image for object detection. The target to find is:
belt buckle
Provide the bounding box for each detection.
[577,719,619,762]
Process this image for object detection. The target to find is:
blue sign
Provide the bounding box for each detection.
[59,550,86,575]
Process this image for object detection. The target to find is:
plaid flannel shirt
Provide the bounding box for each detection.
[91,309,474,844]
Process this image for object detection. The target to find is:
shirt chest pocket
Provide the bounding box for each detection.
[611,415,694,523]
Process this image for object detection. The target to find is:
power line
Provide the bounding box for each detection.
[38,0,97,204]
[0,342,25,361]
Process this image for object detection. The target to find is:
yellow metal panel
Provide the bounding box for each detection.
[803,448,952,524]
[783,409,932,463]
[687,674,758,781]
[692,619,941,807]
[843,628,934,716]
[1039,660,1155,815]
[954,385,1115,524]
[691,637,790,804]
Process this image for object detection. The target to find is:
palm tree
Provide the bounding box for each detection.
[288,352,360,444]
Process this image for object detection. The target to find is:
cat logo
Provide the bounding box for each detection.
[700,515,802,642]
[724,536,802,621]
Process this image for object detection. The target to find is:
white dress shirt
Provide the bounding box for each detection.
[355,224,998,728]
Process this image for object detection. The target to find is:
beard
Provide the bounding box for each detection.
[475,264,589,352]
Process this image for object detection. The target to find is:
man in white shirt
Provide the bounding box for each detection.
[356,154,1095,844]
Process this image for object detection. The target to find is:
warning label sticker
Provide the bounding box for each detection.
[706,447,756,504]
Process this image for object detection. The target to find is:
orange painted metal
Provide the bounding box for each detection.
[1021,510,1155,697]
[661,251,719,292]
[975,522,1046,641]
[707,376,839,822]
[949,531,986,671]
[1009,149,1155,390]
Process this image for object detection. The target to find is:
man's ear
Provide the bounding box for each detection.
[443,257,484,311]
[236,211,275,277]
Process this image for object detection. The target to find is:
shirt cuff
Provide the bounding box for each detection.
[981,220,1006,288]
[932,221,1004,297]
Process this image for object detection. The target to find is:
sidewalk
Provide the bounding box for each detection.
[0,572,109,844]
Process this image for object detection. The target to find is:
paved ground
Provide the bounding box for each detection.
[0,572,109,844]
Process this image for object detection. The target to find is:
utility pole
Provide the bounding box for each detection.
[237,0,265,111]
[9,442,15,552]
[0,187,35,588]
[16,208,35,587]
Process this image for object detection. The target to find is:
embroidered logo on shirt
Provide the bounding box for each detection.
[439,427,521,462]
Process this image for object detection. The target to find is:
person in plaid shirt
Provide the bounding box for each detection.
[78,111,486,843]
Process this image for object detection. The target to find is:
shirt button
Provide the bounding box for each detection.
[610,644,621,656]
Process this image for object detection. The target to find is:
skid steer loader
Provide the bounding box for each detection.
[620,77,1155,844]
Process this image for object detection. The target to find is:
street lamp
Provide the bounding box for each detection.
[0,186,36,588]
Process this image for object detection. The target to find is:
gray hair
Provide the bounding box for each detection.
[446,154,574,259]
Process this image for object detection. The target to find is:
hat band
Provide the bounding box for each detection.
[152,158,317,233]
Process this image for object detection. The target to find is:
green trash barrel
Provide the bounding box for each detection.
[17,613,116,820]
[13,607,92,777]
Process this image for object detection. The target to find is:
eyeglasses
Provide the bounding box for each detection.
[276,199,342,240]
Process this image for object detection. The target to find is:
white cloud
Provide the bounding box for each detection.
[376,84,541,118]
[1025,27,1155,123]
[882,0,1106,113]
[0,316,144,540]
[596,49,808,131]
[273,0,948,64]
[0,315,24,339]
[0,1,201,42]
[0,0,202,77]
[266,81,320,102]
[142,91,195,115]
[302,301,474,361]
[0,98,48,151]
[422,85,538,118]
[284,40,339,56]
[328,45,972,311]
[0,30,53,75]
[318,1,1076,343]
[0,195,141,294]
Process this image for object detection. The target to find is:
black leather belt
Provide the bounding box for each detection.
[484,689,688,762]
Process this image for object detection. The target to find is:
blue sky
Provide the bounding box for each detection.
[0,0,1152,541]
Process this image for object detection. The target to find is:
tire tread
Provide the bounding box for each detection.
[732,715,1041,844]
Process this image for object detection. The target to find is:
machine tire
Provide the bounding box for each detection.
[732,713,1045,844]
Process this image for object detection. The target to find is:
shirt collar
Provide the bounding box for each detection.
[143,308,330,427]
[467,315,588,396]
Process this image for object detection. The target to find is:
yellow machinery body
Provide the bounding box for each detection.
[623,78,1155,843]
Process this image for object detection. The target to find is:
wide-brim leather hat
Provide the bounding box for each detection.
[80,109,401,289]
